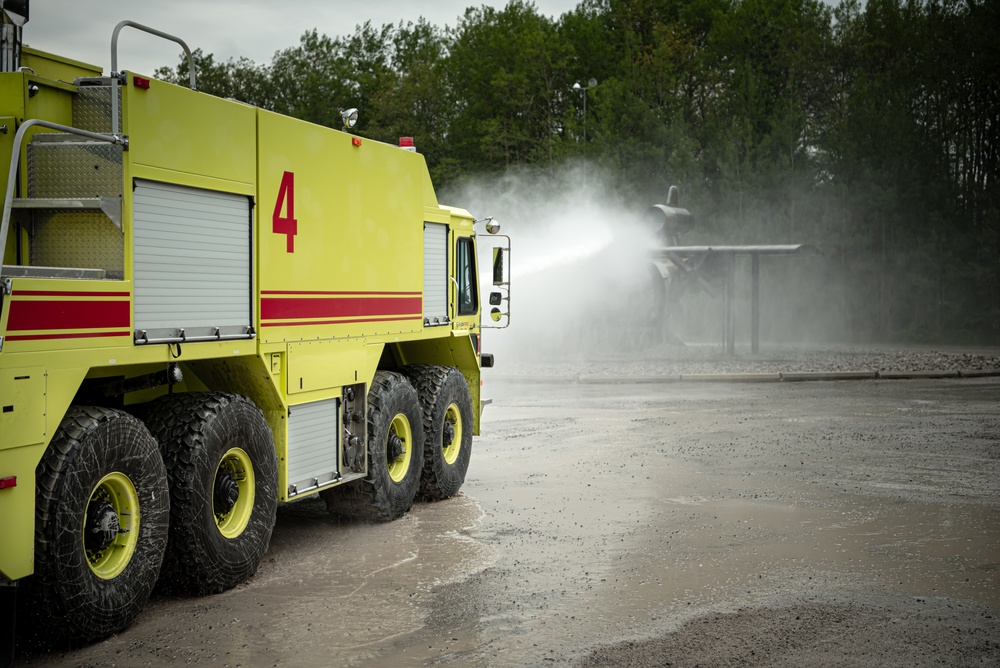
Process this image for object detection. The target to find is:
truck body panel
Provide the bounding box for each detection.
[0,18,504,615]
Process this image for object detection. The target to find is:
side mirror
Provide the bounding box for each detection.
[492,247,506,286]
[482,236,510,329]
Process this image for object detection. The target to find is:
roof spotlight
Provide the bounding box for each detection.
[476,217,500,234]
[341,108,359,129]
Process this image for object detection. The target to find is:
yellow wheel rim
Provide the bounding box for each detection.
[386,413,413,483]
[214,447,255,539]
[442,403,463,465]
[84,472,140,580]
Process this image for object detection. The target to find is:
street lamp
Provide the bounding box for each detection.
[572,77,597,144]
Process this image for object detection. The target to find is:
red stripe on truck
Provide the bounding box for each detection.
[260,296,422,321]
[260,290,420,296]
[5,331,130,341]
[6,299,130,332]
[13,290,131,297]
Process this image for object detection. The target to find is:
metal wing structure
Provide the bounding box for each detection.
[644,187,819,353]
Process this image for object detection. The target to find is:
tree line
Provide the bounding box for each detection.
[158,0,998,344]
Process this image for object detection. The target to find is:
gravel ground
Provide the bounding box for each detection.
[493,344,1000,379]
[580,598,1000,668]
[11,347,1000,668]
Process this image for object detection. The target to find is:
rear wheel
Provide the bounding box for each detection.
[28,407,169,644]
[322,371,423,522]
[143,393,277,594]
[404,365,474,500]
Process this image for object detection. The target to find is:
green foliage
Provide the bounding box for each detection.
[155,0,997,343]
[364,20,453,176]
[155,48,274,108]
[447,2,573,170]
[269,30,354,129]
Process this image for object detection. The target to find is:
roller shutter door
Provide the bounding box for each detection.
[286,398,340,498]
[423,222,448,326]
[133,179,253,344]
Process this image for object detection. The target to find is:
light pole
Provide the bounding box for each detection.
[572,78,597,144]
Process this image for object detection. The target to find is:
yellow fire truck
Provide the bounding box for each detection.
[0,3,509,658]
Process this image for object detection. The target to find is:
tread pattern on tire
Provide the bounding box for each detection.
[322,371,423,522]
[142,392,277,595]
[27,406,169,645]
[404,364,474,501]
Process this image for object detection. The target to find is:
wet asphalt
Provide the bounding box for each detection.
[15,373,1000,667]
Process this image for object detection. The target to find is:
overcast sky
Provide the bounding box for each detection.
[21,0,582,77]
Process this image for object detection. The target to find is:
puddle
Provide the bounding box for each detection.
[373,381,1000,666]
[18,378,1000,667]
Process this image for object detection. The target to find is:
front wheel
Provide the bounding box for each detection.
[27,407,169,644]
[143,393,278,595]
[322,371,424,522]
[404,365,474,500]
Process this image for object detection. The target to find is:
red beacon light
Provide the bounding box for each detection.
[133,75,151,90]
[399,137,416,153]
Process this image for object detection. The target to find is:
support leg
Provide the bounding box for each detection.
[724,253,736,356]
[751,253,760,355]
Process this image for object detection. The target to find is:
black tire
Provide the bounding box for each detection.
[321,371,424,522]
[143,392,277,595]
[404,364,474,500]
[26,406,169,644]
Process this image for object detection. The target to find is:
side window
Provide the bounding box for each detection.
[456,237,478,316]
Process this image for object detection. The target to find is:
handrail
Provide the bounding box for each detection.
[109,20,196,137]
[0,119,126,270]
[110,20,196,89]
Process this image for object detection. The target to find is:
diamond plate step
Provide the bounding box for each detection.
[11,196,122,230]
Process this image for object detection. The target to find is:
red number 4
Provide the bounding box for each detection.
[272,171,297,253]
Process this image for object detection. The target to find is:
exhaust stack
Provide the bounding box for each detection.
[1,0,28,72]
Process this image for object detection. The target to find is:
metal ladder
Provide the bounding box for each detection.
[0,21,195,281]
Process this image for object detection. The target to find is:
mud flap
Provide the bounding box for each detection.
[0,581,15,668]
